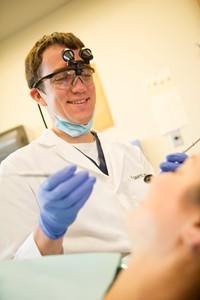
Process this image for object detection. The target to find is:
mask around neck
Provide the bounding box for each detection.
[55,115,93,137]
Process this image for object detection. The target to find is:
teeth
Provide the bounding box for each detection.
[68,99,88,104]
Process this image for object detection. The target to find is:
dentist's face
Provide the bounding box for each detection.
[128,156,200,256]
[38,44,96,125]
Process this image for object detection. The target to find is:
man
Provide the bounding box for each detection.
[0,32,153,259]
[105,155,200,300]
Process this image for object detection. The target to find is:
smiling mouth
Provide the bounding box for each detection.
[67,98,89,104]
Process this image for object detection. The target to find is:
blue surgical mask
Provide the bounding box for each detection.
[55,115,93,137]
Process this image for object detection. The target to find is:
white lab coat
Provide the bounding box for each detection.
[0,130,153,259]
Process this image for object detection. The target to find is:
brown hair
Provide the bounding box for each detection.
[25,32,84,89]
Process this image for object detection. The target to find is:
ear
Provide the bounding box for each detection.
[30,88,47,107]
[181,217,200,252]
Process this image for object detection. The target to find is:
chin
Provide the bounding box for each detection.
[77,116,93,125]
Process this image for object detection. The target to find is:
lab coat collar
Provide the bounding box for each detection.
[36,129,123,177]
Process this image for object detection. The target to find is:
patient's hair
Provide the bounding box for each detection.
[25,32,84,89]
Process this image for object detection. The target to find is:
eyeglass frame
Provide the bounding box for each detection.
[32,64,95,89]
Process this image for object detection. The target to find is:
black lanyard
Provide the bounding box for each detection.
[73,131,109,176]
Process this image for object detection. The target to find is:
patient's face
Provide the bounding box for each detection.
[128,155,200,256]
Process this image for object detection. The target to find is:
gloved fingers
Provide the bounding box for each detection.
[166,153,188,163]
[160,162,179,172]
[40,177,95,225]
[67,179,96,213]
[42,164,77,191]
[44,170,90,202]
[59,176,96,209]
[38,177,96,240]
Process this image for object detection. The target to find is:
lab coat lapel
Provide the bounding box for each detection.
[37,129,101,174]
[54,142,104,175]
[37,129,124,178]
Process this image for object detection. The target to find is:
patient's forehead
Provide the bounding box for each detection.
[173,155,200,205]
[177,155,200,183]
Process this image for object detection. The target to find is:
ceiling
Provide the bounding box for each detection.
[0,0,72,41]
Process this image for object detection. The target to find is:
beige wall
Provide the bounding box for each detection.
[1,0,200,169]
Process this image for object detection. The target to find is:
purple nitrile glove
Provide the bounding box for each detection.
[37,165,96,239]
[160,152,188,172]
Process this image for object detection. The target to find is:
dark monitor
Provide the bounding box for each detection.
[0,125,29,163]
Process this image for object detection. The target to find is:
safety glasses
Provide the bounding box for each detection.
[33,66,95,89]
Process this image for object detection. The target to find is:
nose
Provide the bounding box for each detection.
[71,76,87,93]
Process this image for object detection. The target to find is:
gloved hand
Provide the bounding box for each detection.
[38,165,96,240]
[159,152,188,172]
